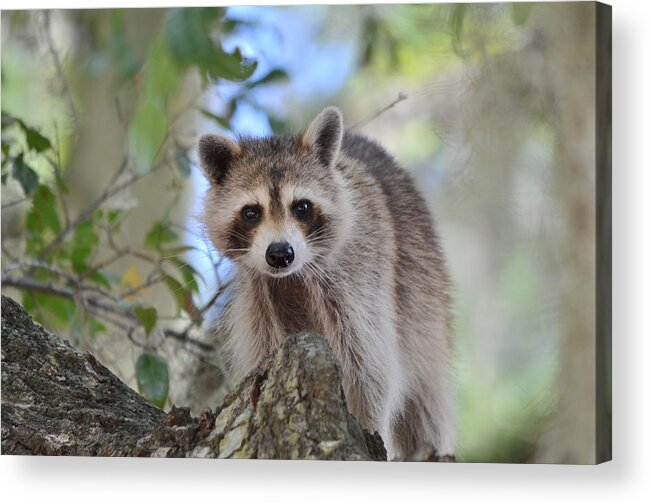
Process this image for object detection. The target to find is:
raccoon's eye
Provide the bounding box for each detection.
[292,200,311,219]
[241,205,261,223]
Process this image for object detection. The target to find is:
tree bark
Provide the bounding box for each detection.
[1,294,386,460]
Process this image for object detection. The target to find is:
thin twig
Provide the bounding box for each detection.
[3,274,79,301]
[81,248,130,278]
[1,242,18,262]
[163,328,215,353]
[37,158,130,261]
[199,279,233,316]
[38,146,180,262]
[1,274,215,352]
[348,92,408,130]
[1,197,30,210]
[115,96,127,130]
[3,260,75,281]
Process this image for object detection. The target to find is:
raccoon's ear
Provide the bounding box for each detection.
[198,134,241,185]
[301,106,343,168]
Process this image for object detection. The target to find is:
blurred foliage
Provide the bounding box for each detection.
[1,8,283,410]
[349,2,600,464]
[2,4,604,463]
[136,352,170,408]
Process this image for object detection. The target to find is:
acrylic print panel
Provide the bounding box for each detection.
[0,2,611,464]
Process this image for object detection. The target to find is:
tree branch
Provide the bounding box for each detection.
[1,294,386,460]
[1,197,30,210]
[1,274,215,352]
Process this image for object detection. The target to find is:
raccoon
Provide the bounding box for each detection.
[198,107,455,460]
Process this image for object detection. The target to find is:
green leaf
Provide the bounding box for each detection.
[29,185,61,234]
[134,305,158,336]
[88,270,112,289]
[163,274,199,320]
[128,97,167,174]
[23,125,52,153]
[72,220,99,249]
[107,209,122,224]
[107,209,126,231]
[53,167,69,194]
[163,274,187,315]
[145,220,178,249]
[12,153,39,196]
[0,112,51,152]
[135,353,169,408]
[213,46,257,81]
[144,40,181,99]
[70,250,89,274]
[164,8,256,81]
[450,4,467,55]
[25,210,45,246]
[165,8,223,68]
[29,292,76,326]
[22,291,36,315]
[71,220,99,274]
[245,68,288,89]
[167,256,202,293]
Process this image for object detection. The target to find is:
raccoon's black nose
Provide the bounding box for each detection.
[266,242,295,268]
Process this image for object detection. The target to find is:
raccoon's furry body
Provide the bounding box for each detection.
[199,107,455,459]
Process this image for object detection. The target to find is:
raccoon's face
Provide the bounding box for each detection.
[213,174,340,279]
[199,107,352,279]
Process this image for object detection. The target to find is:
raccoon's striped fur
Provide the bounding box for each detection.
[198,107,455,460]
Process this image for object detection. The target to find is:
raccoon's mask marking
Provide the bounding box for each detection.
[199,107,347,279]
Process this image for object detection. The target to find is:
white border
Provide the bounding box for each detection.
[2,1,650,503]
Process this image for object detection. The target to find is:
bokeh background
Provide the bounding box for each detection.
[1,2,608,463]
